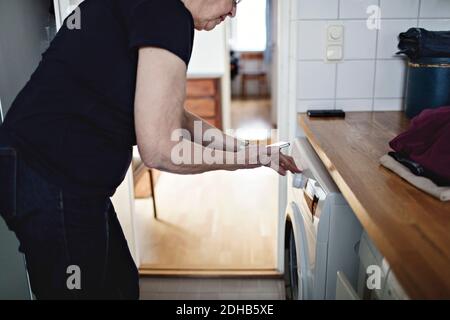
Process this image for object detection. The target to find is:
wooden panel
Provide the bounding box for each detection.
[186,79,216,97]
[240,52,264,61]
[185,98,216,118]
[298,112,450,299]
[185,78,222,129]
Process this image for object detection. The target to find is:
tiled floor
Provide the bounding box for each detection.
[140,278,286,300]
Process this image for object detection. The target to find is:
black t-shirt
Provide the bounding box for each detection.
[2,0,195,196]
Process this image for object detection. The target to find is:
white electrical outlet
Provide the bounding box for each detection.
[326,25,344,62]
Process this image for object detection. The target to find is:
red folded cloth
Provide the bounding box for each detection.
[389,106,450,183]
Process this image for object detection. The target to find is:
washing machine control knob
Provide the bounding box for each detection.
[293,173,307,189]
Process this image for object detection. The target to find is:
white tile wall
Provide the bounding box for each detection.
[340,0,379,19]
[420,0,450,18]
[418,19,450,30]
[297,21,326,60]
[296,0,339,20]
[374,98,404,111]
[377,20,418,59]
[337,61,375,98]
[337,99,374,111]
[292,0,450,113]
[343,20,378,59]
[375,60,408,98]
[297,20,378,60]
[297,62,336,99]
[297,100,336,112]
[380,0,420,18]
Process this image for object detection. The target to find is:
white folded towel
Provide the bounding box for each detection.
[380,154,450,202]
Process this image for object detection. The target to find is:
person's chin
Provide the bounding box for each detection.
[194,21,208,31]
[205,24,218,31]
[195,17,224,31]
[196,23,219,31]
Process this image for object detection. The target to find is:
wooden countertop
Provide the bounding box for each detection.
[298,112,450,299]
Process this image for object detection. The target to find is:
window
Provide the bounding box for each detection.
[230,0,267,52]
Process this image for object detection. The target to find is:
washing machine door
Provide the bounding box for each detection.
[284,201,317,300]
[284,224,301,300]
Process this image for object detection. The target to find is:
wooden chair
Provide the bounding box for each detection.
[240,52,268,98]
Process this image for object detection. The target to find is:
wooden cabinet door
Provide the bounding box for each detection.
[185,98,216,118]
[186,79,216,97]
[186,78,222,130]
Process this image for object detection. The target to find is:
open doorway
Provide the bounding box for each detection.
[133,0,281,277]
[229,0,277,138]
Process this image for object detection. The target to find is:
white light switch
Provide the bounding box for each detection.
[326,25,344,62]
[327,45,343,61]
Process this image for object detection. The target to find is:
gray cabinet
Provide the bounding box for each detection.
[0,220,32,300]
[1,95,32,300]
[0,0,56,115]
[0,0,58,300]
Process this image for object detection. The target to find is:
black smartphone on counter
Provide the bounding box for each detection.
[307,109,346,118]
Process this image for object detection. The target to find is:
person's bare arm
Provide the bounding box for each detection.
[135,47,250,174]
[182,110,243,152]
[181,108,301,175]
[134,47,300,175]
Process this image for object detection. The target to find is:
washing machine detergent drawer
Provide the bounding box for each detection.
[291,138,339,195]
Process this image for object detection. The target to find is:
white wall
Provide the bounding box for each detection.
[270,0,279,125]
[292,0,450,114]
[188,25,227,76]
[188,24,232,130]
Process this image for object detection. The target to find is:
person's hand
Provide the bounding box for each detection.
[263,146,302,176]
[239,145,302,176]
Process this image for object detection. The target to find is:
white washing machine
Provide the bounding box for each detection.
[283,137,363,300]
[336,231,409,300]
